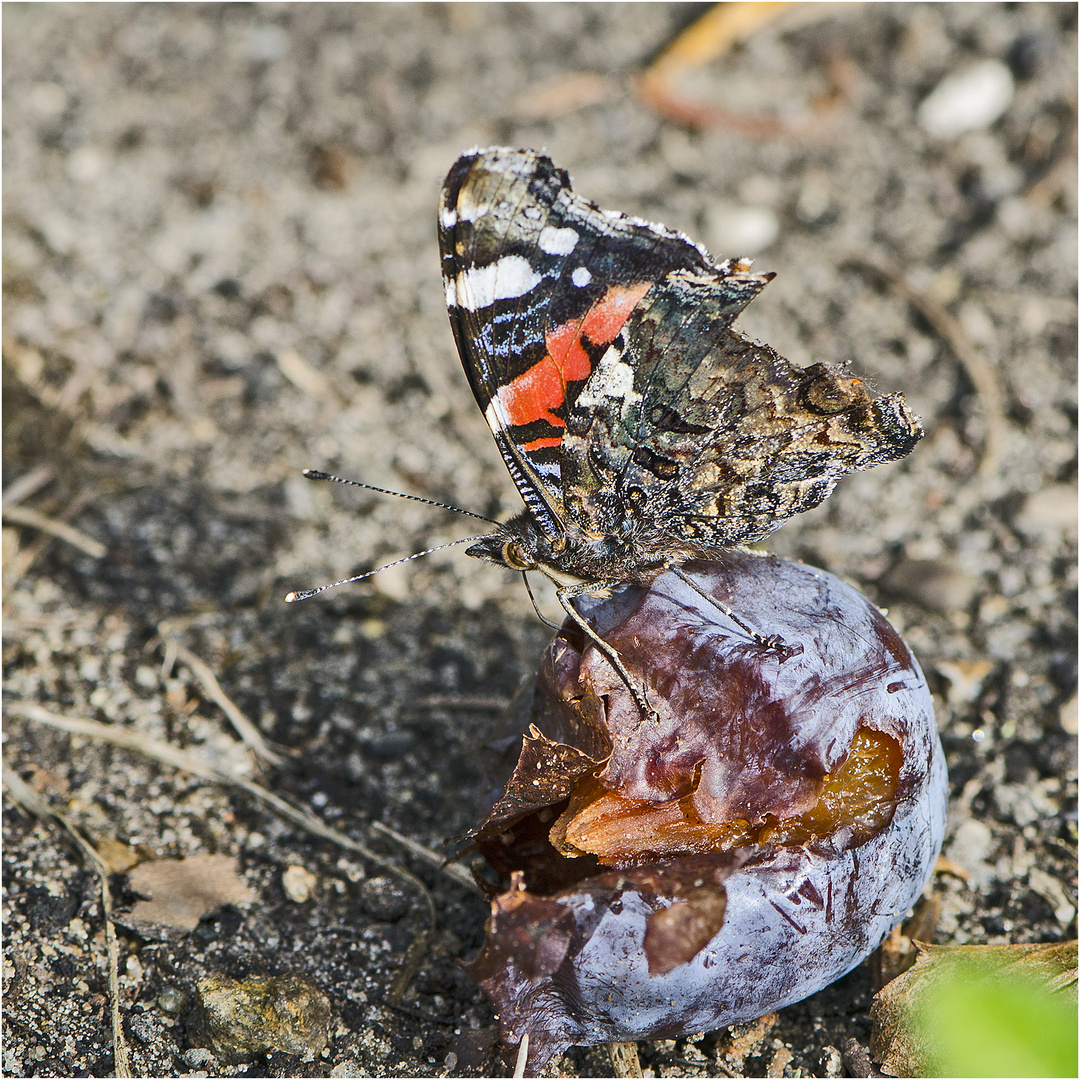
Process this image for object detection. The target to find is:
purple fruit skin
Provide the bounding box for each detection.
[469,553,948,1073]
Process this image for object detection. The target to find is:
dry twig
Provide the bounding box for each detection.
[511,72,613,121]
[1024,97,1077,209]
[513,1033,530,1079]
[635,2,847,137]
[609,1041,644,1077]
[845,256,1006,478]
[410,694,510,713]
[157,634,282,766]
[2,465,56,509]
[2,503,107,559]
[841,1037,883,1078]
[6,701,446,994]
[370,821,481,893]
[2,764,131,1078]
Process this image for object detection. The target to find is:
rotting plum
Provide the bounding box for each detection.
[466,551,947,1075]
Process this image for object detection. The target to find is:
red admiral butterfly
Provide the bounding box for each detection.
[439,148,922,711]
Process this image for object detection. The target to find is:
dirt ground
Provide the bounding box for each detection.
[3,4,1076,1077]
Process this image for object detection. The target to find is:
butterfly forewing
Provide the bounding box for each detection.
[439,148,725,536]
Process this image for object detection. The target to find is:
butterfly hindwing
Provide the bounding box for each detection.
[562,270,922,549]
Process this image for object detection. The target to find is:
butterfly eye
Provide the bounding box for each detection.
[503,542,532,571]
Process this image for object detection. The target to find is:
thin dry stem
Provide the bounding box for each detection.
[370,821,482,894]
[2,504,107,559]
[2,764,131,1078]
[609,1041,644,1078]
[6,702,442,960]
[513,1033,529,1079]
[2,465,56,509]
[161,635,282,765]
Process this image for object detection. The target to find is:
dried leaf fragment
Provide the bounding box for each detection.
[644,887,727,976]
[470,872,575,983]
[120,853,254,938]
[95,835,142,874]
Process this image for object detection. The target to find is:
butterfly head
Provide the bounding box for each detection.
[466,511,600,589]
[465,512,547,573]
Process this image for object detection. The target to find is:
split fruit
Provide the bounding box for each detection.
[466,551,947,1074]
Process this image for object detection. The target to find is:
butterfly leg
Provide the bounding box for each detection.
[670,565,804,659]
[555,583,657,720]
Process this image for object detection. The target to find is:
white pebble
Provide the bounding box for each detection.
[917,60,1014,138]
[706,203,778,258]
[248,24,288,62]
[27,81,68,118]
[67,146,104,183]
[282,865,317,903]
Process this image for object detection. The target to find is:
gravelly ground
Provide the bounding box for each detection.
[2,4,1076,1077]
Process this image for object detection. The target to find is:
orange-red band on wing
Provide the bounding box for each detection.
[579,280,651,347]
[520,436,564,452]
[493,281,651,430]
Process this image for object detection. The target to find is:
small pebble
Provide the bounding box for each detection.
[882,557,977,615]
[183,1048,216,1069]
[26,81,68,118]
[331,1061,365,1078]
[917,60,1014,138]
[820,1044,844,1077]
[795,174,834,227]
[1015,484,1078,541]
[360,875,410,921]
[247,24,288,62]
[1060,693,1077,736]
[946,819,994,889]
[706,203,779,257]
[190,974,332,1064]
[282,865,317,903]
[1028,867,1077,925]
[128,1013,162,1045]
[1007,32,1056,80]
[766,1040,793,1078]
[157,989,186,1014]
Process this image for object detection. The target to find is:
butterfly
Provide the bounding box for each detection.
[437,147,922,713]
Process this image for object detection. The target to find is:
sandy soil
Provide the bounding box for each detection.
[3,4,1076,1077]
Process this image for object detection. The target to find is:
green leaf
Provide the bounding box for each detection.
[870,941,1078,1077]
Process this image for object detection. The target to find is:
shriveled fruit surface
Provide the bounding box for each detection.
[3,4,1075,1078]
[469,555,947,1074]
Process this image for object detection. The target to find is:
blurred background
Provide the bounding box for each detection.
[3,4,1076,1077]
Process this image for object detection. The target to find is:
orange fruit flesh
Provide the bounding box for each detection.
[552,727,902,864]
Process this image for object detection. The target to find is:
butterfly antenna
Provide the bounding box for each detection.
[285,535,489,603]
[302,469,498,525]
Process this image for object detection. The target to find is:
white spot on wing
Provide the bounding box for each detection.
[538,225,579,255]
[444,276,458,308]
[440,203,457,229]
[573,345,639,411]
[571,266,592,287]
[456,256,542,311]
[484,397,511,433]
[523,206,542,220]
